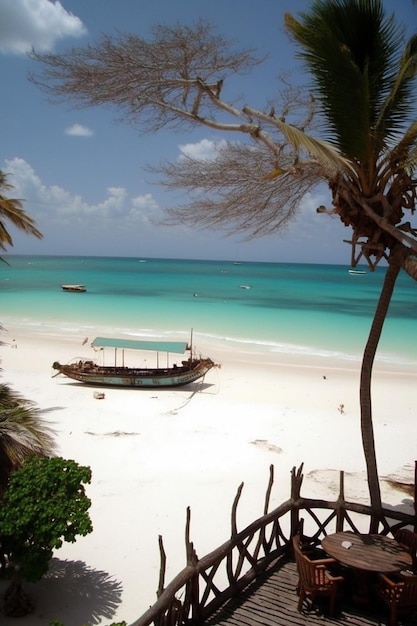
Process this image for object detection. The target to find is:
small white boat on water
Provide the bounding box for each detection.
[61,284,87,292]
[348,269,366,275]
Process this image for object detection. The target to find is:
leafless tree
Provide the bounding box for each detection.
[29,20,344,243]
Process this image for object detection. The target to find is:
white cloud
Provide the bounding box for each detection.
[65,124,94,137]
[2,157,347,263]
[178,138,228,161]
[130,193,160,224]
[4,157,162,233]
[0,0,87,55]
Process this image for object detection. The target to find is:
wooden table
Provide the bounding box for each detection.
[322,531,413,604]
[322,532,412,572]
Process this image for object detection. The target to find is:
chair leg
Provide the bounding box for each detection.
[329,587,336,617]
[295,577,300,595]
[297,586,305,612]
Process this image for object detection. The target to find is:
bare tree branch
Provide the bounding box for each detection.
[29,20,265,133]
[30,20,338,241]
[149,141,325,238]
[29,18,417,269]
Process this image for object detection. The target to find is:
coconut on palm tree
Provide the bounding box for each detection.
[285,0,417,525]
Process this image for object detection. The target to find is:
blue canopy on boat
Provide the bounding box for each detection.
[91,337,188,354]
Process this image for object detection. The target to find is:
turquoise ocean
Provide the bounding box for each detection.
[1,255,416,367]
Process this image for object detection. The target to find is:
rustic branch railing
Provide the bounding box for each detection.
[130,463,416,626]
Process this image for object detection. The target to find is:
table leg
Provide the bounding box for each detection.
[352,569,373,606]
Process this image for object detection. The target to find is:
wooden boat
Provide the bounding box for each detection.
[52,335,217,388]
[61,284,87,292]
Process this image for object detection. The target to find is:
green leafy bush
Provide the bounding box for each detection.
[0,456,93,583]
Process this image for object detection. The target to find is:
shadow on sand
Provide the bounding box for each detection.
[0,558,123,626]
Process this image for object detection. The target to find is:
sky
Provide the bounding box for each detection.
[1,0,416,263]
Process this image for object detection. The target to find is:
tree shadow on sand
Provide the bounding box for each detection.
[5,558,124,625]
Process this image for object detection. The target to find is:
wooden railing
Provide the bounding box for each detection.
[130,464,416,626]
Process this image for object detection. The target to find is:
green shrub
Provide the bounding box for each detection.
[0,456,92,583]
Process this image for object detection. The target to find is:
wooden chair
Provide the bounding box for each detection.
[294,517,327,560]
[377,572,417,626]
[394,528,417,571]
[292,534,344,616]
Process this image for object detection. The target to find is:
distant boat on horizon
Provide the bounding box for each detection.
[61,284,87,292]
[348,269,367,275]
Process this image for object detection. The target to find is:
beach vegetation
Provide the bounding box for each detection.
[0,455,93,617]
[29,1,417,526]
[0,383,56,494]
[0,170,42,256]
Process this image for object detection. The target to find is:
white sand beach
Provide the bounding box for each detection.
[0,330,416,626]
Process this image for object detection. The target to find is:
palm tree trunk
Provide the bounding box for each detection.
[360,261,400,531]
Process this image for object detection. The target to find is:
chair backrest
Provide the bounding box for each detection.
[395,529,417,568]
[292,534,329,588]
[398,576,417,608]
[381,575,417,610]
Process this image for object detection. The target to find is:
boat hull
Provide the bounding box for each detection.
[61,284,87,292]
[52,358,215,388]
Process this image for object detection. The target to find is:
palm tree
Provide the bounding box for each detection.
[285,0,417,526]
[0,170,42,254]
[0,383,56,495]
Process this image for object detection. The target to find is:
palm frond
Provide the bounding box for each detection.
[382,120,417,175]
[272,117,351,174]
[0,198,43,242]
[285,2,413,161]
[376,34,417,138]
[0,384,56,491]
[0,171,43,249]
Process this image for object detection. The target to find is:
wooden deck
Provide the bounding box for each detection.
[203,558,417,626]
